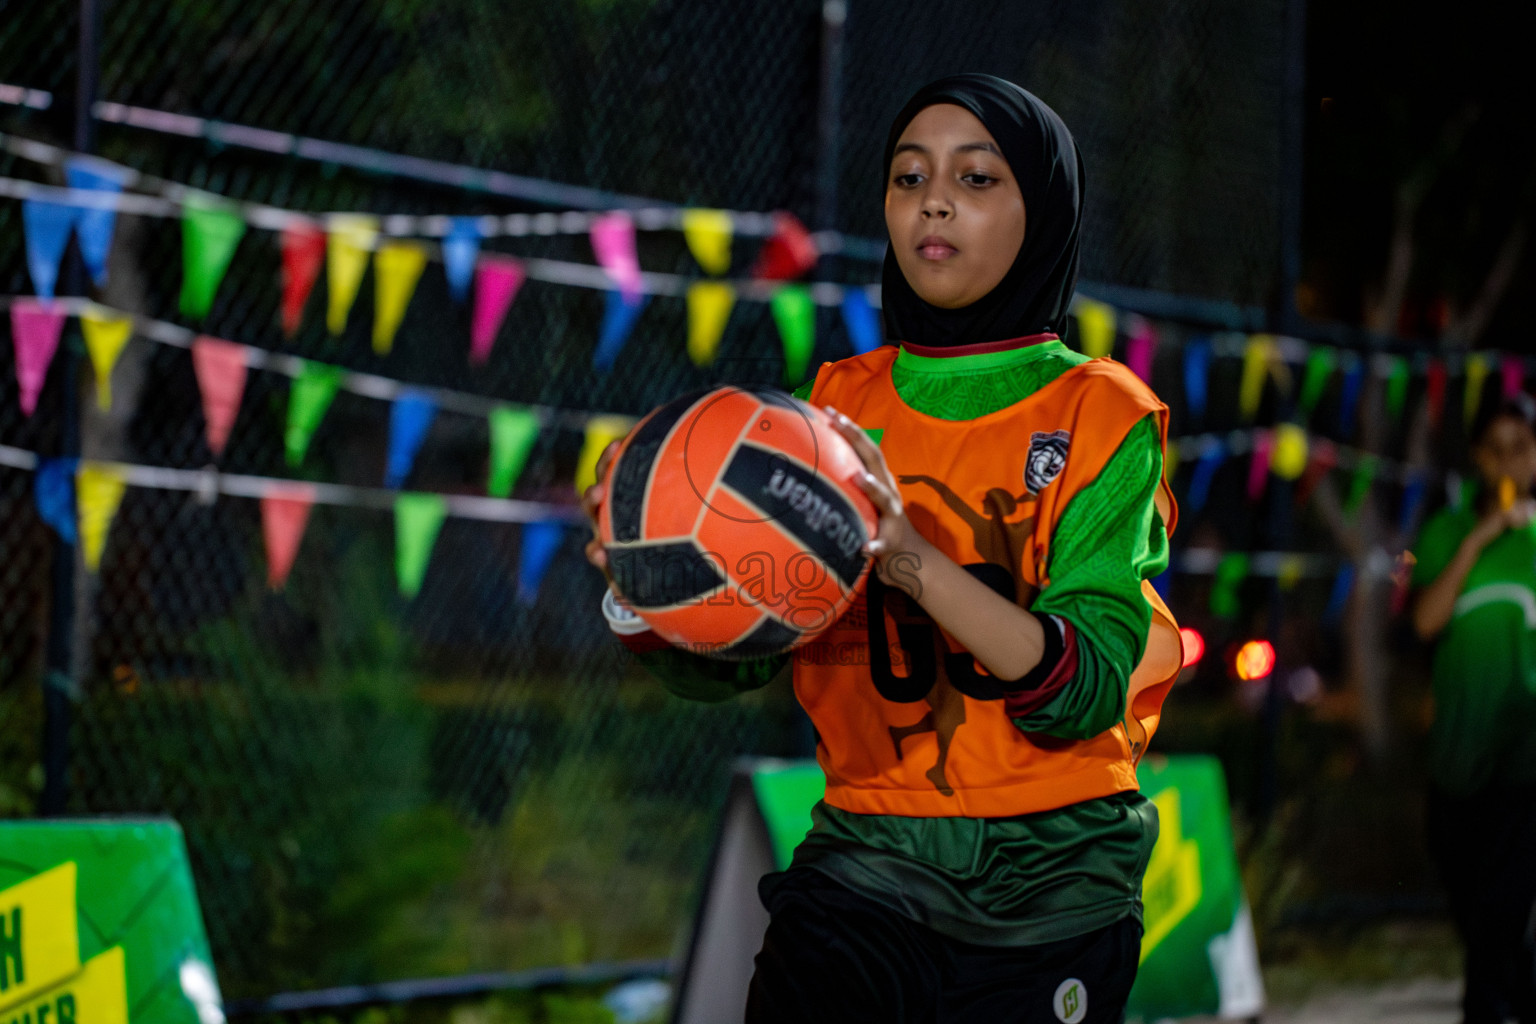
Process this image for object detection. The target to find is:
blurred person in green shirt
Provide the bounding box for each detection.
[1411,392,1536,1024]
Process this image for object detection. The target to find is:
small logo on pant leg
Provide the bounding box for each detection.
[1053,977,1087,1023]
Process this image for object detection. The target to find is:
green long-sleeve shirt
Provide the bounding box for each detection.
[1411,504,1536,796]
[632,338,1169,945]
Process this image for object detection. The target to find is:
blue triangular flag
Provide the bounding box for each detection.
[517,520,566,605]
[1323,563,1355,625]
[34,456,79,544]
[1338,359,1364,440]
[840,288,881,355]
[1186,444,1225,514]
[1150,569,1172,601]
[1399,473,1427,533]
[443,217,481,304]
[22,200,75,301]
[66,158,129,288]
[593,290,648,372]
[1183,337,1211,421]
[385,392,438,489]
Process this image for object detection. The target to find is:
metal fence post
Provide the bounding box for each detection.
[40,0,99,816]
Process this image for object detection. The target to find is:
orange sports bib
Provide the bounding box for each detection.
[796,347,1183,818]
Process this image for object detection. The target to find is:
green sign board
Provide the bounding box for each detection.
[746,754,1263,1021]
[0,819,223,1024]
[1126,755,1263,1020]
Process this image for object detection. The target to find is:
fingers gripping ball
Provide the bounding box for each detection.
[598,386,880,660]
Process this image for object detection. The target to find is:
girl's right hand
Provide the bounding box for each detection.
[582,441,621,585]
[1471,497,1536,548]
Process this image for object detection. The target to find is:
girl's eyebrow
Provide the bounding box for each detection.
[892,141,1002,157]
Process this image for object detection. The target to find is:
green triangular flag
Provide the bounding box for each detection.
[1210,553,1250,620]
[285,361,343,467]
[770,285,815,387]
[1298,347,1335,419]
[179,198,248,319]
[395,492,448,598]
[488,405,541,499]
[1385,356,1410,422]
[1345,455,1379,515]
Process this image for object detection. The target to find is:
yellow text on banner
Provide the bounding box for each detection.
[0,862,80,1010]
[4,945,128,1024]
[1139,787,1202,962]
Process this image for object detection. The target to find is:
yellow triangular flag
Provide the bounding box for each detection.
[77,462,128,572]
[326,215,379,335]
[1465,353,1491,429]
[1074,297,1116,358]
[575,415,634,493]
[81,306,134,411]
[372,240,429,354]
[682,208,733,276]
[687,281,735,366]
[1270,422,1309,480]
[1239,334,1276,421]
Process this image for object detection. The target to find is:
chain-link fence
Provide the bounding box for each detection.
[0,0,1306,1004]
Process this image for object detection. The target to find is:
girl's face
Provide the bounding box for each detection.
[885,103,1026,310]
[1474,415,1536,493]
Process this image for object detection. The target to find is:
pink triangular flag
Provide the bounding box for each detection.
[1247,430,1273,502]
[191,336,250,458]
[262,485,316,590]
[1502,354,1526,398]
[1126,317,1157,382]
[471,256,527,365]
[589,211,643,304]
[10,300,66,416]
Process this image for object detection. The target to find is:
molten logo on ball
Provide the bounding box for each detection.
[764,467,865,561]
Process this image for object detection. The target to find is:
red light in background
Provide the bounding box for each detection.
[1179,628,1205,669]
[1235,639,1277,681]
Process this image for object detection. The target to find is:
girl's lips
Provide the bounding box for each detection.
[917,236,958,261]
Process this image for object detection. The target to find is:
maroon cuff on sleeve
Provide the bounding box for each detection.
[618,629,672,655]
[1003,617,1079,718]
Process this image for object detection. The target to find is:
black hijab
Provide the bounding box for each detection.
[880,74,1084,348]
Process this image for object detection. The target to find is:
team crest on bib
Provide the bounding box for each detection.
[1024,430,1072,494]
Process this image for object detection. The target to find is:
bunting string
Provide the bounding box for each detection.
[1,295,612,429]
[0,131,804,244]
[0,442,583,524]
[0,175,876,309]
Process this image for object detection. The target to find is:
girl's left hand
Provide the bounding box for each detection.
[825,406,917,562]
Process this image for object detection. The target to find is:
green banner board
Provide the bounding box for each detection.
[0,819,223,1024]
[746,754,1263,1021]
[1126,755,1263,1020]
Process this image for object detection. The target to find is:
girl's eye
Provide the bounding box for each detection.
[962,172,998,187]
[892,173,923,188]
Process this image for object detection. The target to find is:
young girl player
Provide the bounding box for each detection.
[584,74,1182,1023]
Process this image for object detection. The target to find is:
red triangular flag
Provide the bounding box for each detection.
[261,486,316,590]
[1296,438,1339,506]
[9,299,66,417]
[1426,358,1447,429]
[281,221,326,337]
[752,211,819,281]
[191,336,249,458]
